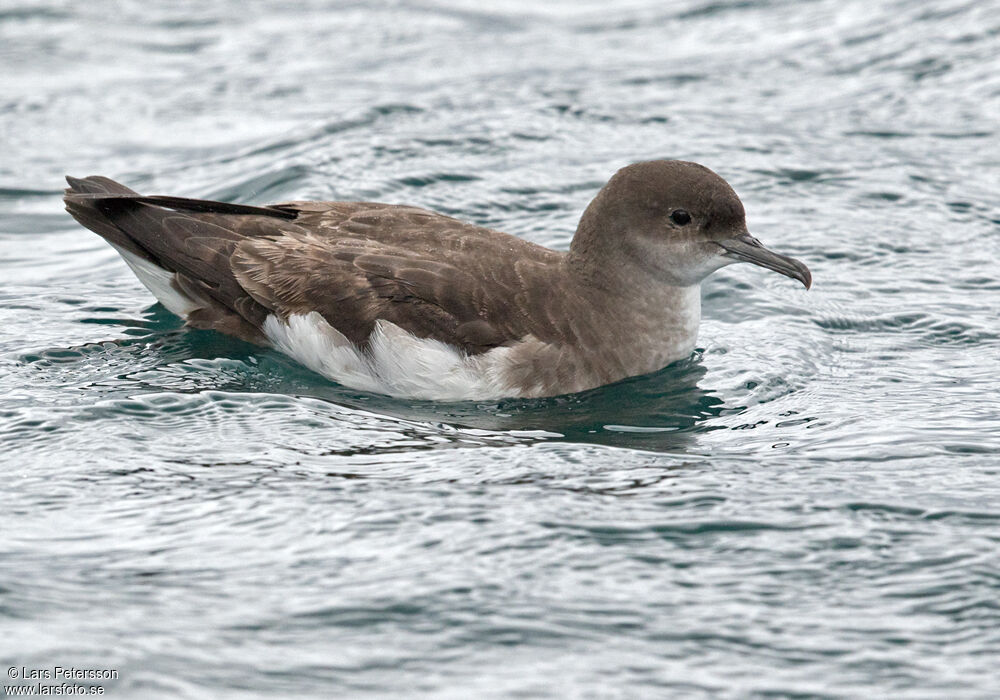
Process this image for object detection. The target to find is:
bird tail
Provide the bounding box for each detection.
[62,175,274,342]
[63,175,150,259]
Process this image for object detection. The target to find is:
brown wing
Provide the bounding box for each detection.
[65,177,568,353]
[231,203,567,354]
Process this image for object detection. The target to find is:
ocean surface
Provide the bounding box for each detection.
[2,0,999,697]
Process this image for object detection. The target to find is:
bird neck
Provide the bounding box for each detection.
[564,210,704,371]
[560,255,703,375]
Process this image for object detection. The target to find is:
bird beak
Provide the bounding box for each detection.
[717,233,812,289]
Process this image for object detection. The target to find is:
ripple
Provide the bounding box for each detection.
[3,0,1000,697]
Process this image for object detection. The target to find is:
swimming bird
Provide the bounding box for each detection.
[64,160,810,400]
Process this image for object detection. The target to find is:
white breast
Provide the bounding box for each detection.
[262,312,514,401]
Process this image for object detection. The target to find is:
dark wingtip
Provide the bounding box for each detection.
[64,175,84,196]
[62,177,297,220]
[62,175,140,197]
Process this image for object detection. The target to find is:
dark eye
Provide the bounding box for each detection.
[670,209,691,226]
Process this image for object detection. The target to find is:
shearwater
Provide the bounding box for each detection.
[64,160,811,400]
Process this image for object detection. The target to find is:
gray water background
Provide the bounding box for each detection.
[2,0,1000,697]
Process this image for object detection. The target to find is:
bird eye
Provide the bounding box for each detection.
[670,209,691,226]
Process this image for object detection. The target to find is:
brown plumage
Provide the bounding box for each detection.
[63,161,810,399]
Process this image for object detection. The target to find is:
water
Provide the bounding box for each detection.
[2,0,999,696]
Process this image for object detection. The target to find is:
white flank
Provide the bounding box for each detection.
[110,244,200,317]
[263,312,513,401]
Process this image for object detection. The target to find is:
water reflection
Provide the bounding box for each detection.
[27,304,726,453]
[257,348,724,454]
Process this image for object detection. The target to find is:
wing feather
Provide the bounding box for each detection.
[65,177,568,354]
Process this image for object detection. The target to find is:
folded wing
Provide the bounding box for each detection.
[64,176,563,353]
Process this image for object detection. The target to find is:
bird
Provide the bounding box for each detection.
[63,160,811,400]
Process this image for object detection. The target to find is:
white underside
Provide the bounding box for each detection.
[263,312,514,401]
[108,247,515,400]
[111,244,200,316]
[108,247,701,401]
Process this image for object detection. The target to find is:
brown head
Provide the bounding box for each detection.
[569,160,811,289]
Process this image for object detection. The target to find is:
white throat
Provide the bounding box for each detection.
[628,283,702,373]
